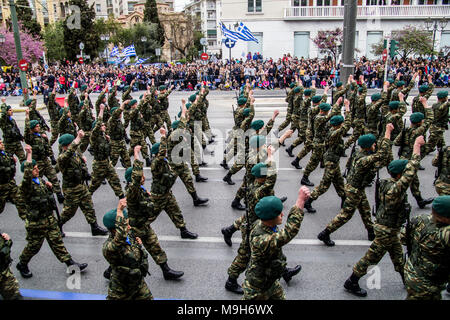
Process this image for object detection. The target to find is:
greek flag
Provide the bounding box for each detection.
[122,45,136,57]
[220,22,258,43]
[220,23,240,41]
[135,58,148,65]
[110,46,119,57]
[236,22,258,43]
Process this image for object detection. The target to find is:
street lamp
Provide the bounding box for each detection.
[425,17,448,61]
[141,36,147,58]
[100,35,110,63]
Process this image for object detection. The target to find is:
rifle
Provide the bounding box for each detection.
[433,142,444,185]
[48,190,62,232]
[405,204,412,257]
[343,141,356,178]
[371,170,380,217]
[397,119,407,158]
[11,119,24,141]
[244,154,250,253]
[35,109,50,131]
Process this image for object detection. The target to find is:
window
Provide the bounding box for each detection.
[292,0,307,6]
[366,31,383,60]
[317,0,331,6]
[96,4,101,13]
[248,0,262,13]
[443,0,449,4]
[294,32,310,59]
[247,32,263,54]
[366,0,386,4]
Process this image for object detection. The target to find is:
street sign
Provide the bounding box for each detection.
[78,57,84,64]
[18,59,28,71]
[84,55,90,59]
[200,52,209,61]
[79,42,84,50]
[223,38,236,49]
[200,38,207,46]
[155,48,161,56]
[76,54,82,58]
[382,49,387,62]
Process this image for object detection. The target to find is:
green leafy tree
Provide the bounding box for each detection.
[94,17,121,55]
[63,0,100,61]
[15,0,42,38]
[143,0,165,47]
[43,21,66,62]
[111,23,159,61]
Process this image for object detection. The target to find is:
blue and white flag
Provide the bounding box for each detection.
[220,23,258,43]
[236,22,258,43]
[122,45,136,57]
[110,46,119,57]
[135,58,148,65]
[220,23,240,41]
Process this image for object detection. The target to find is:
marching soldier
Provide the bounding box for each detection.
[0,105,25,162]
[274,82,296,136]
[343,75,367,150]
[432,144,449,196]
[365,84,388,137]
[284,83,304,152]
[78,94,95,154]
[95,87,110,123]
[140,88,157,145]
[46,84,62,146]
[0,231,22,300]
[128,99,151,167]
[68,84,81,125]
[25,91,50,133]
[156,84,174,135]
[121,81,134,130]
[107,101,132,169]
[390,72,418,105]
[411,75,434,115]
[423,91,449,156]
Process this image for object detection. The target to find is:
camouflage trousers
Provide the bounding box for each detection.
[107,277,153,300]
[110,139,131,168]
[189,131,203,176]
[149,192,186,229]
[295,136,313,161]
[143,122,156,145]
[404,260,444,300]
[4,140,25,163]
[79,130,91,154]
[326,184,373,234]
[0,180,26,219]
[151,115,163,133]
[89,159,124,198]
[364,125,379,138]
[19,216,71,264]
[129,131,150,160]
[352,223,404,278]
[228,222,250,279]
[60,184,97,225]
[123,109,131,129]
[434,178,450,196]
[424,126,445,156]
[277,113,292,133]
[202,116,212,141]
[344,119,365,149]
[49,120,59,146]
[0,268,22,300]
[131,224,168,265]
[310,161,345,201]
[289,115,300,135]
[242,279,285,300]
[226,134,245,175]
[36,158,62,194]
[303,142,325,177]
[409,172,423,199]
[290,121,307,148]
[171,163,196,194]
[160,110,172,135]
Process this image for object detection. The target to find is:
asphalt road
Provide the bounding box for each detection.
[1,89,449,300]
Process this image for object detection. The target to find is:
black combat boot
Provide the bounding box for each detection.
[291,157,302,169]
[279,196,287,203]
[199,161,208,167]
[367,227,375,241]
[59,221,65,238]
[90,222,108,236]
[190,192,209,206]
[318,229,335,247]
[180,227,198,239]
[88,147,95,156]
[65,259,88,272]
[102,179,107,185]
[282,265,302,283]
[414,195,434,209]
[223,172,235,185]
[418,164,425,170]
[340,196,346,209]
[56,192,65,204]
[301,175,314,186]
[344,273,367,297]
[16,261,33,278]
[103,266,112,280]
[399,270,405,286]
[221,225,237,246]
[50,155,57,165]
[304,198,316,213]
[231,198,245,210]
[220,160,230,170]
[286,145,294,157]
[208,137,214,144]
[225,276,243,294]
[195,174,208,182]
[145,158,152,167]
[125,135,130,144]
[160,262,184,280]
[320,161,325,168]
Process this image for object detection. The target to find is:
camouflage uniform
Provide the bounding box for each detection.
[379,103,405,166]
[365,93,386,137]
[391,79,415,106]
[102,215,152,300]
[352,154,420,279]
[139,93,156,145]
[402,214,450,300]
[156,88,173,134]
[95,91,110,124]
[88,116,124,198]
[187,96,208,173]
[0,112,25,162]
[128,104,150,161]
[46,91,62,146]
[127,159,168,265]
[200,87,213,143]
[107,108,131,168]
[289,88,304,136]
[122,85,134,129]
[424,100,449,156]
[0,234,22,300]
[28,98,50,133]
[344,83,367,149]
[0,150,26,217]
[78,100,95,153]
[277,88,294,132]
[290,88,315,149]
[67,88,81,125]
[223,102,250,165]
[242,205,305,300]
[58,110,77,137]
[432,146,450,196]
[108,86,120,112]
[411,84,435,115]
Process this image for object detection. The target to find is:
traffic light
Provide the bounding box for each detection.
[389,40,398,59]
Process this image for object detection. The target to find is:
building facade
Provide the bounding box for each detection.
[220,0,450,60]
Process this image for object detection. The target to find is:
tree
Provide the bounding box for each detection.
[63,0,100,61]
[111,23,160,61]
[187,30,204,62]
[43,22,66,62]
[143,0,165,47]
[161,14,194,59]
[0,26,44,66]
[15,0,42,38]
[94,17,121,56]
[312,28,343,65]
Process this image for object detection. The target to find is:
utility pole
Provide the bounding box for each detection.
[9,0,29,100]
[340,0,357,85]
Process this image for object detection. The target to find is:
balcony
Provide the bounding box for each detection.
[284,5,450,20]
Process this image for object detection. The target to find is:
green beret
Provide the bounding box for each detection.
[238,97,247,106]
[123,85,129,91]
[250,120,264,131]
[312,95,322,103]
[304,89,312,96]
[139,95,143,100]
[59,108,65,116]
[388,159,408,175]
[172,120,180,130]
[387,78,394,84]
[24,99,32,106]
[81,84,88,91]
[336,82,343,88]
[396,81,405,87]
[124,167,133,183]
[330,115,344,126]
[432,195,450,218]
[58,133,74,146]
[255,196,283,221]
[251,163,268,178]
[29,120,39,129]
[437,91,448,99]
[319,103,331,111]
[358,134,376,149]
[358,87,364,93]
[78,101,84,108]
[186,103,191,109]
[20,159,37,173]
[410,112,424,124]
[371,93,381,102]
[249,135,266,149]
[189,94,196,102]
[243,108,251,117]
[159,85,166,91]
[110,107,118,114]
[294,86,301,94]
[91,120,97,129]
[389,101,400,110]
[103,209,128,230]
[6,105,11,111]
[177,110,182,118]
[128,99,137,108]
[418,85,429,93]
[151,142,160,155]
[289,82,296,89]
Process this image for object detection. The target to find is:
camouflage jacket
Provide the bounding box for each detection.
[0,114,23,143]
[366,92,387,133]
[391,79,415,103]
[28,99,50,131]
[431,100,450,129]
[156,89,173,112]
[168,117,189,165]
[353,83,367,121]
[57,140,88,188]
[121,86,133,104]
[291,94,304,118]
[95,92,110,123]
[107,108,126,141]
[324,111,352,163]
[24,118,52,161]
[333,83,349,102]
[0,149,16,184]
[58,114,77,137]
[0,232,13,272]
[150,136,177,195]
[46,92,60,122]
[108,86,120,110]
[129,108,144,133]
[432,146,450,184]
[68,88,80,116]
[411,84,434,114]
[381,109,404,141]
[313,101,341,144]
[285,89,295,114]
[79,100,95,132]
[90,116,110,161]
